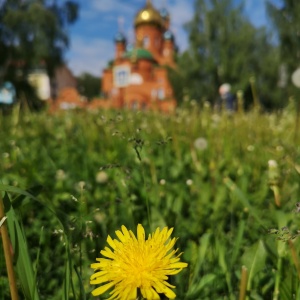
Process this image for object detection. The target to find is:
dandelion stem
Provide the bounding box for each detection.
[0,195,19,300]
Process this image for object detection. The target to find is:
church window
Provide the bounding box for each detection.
[163,48,170,56]
[143,36,150,48]
[155,38,160,47]
[111,88,118,95]
[113,66,130,87]
[157,88,165,100]
[132,101,138,110]
[151,89,157,98]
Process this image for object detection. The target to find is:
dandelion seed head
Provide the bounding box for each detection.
[94,212,106,224]
[204,101,210,109]
[2,152,9,158]
[95,171,108,183]
[159,179,166,185]
[276,145,284,152]
[268,160,278,168]
[194,137,208,150]
[76,181,86,191]
[56,169,67,181]
[211,114,221,123]
[186,179,193,186]
[190,99,197,106]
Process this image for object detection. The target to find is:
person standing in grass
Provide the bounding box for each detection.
[218,83,237,113]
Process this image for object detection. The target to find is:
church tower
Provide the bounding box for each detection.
[134,0,164,59]
[98,0,177,112]
[114,32,126,61]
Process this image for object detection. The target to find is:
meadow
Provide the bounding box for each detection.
[1,100,300,300]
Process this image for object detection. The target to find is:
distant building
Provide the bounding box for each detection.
[49,64,85,111]
[90,0,177,112]
[52,65,77,99]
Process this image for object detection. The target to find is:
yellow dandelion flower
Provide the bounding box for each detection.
[90,224,188,299]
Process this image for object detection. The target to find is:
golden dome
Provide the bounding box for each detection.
[134,0,163,28]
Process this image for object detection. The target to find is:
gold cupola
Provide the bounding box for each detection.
[134,0,163,28]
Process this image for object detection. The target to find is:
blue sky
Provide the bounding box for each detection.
[65,0,282,77]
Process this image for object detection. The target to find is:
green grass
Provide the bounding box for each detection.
[1,102,300,299]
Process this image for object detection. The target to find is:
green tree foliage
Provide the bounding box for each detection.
[0,0,78,84]
[266,0,300,91]
[77,73,101,100]
[174,0,281,109]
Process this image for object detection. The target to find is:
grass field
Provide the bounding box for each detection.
[1,102,300,299]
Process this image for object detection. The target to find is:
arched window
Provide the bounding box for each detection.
[163,48,170,57]
[142,102,147,110]
[143,36,150,48]
[157,88,165,100]
[132,101,138,110]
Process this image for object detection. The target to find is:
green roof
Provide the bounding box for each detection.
[122,48,156,62]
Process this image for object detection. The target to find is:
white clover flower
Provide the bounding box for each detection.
[247,145,255,152]
[194,137,208,150]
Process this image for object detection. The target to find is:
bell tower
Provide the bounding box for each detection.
[134,0,163,58]
[114,17,126,61]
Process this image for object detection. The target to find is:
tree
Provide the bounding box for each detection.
[77,73,101,100]
[175,0,281,109]
[0,0,79,105]
[266,0,300,91]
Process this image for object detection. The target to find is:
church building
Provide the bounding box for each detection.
[97,0,177,112]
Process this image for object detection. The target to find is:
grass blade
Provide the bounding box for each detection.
[3,192,40,300]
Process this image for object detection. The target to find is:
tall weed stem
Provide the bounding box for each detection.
[0,195,19,300]
[288,240,300,280]
[273,256,282,300]
[239,265,248,300]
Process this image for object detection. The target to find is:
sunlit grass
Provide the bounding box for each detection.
[1,101,300,299]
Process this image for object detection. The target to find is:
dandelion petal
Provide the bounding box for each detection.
[91,281,115,296]
[137,223,145,241]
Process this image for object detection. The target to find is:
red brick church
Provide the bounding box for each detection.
[51,0,177,112]
[90,0,177,112]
